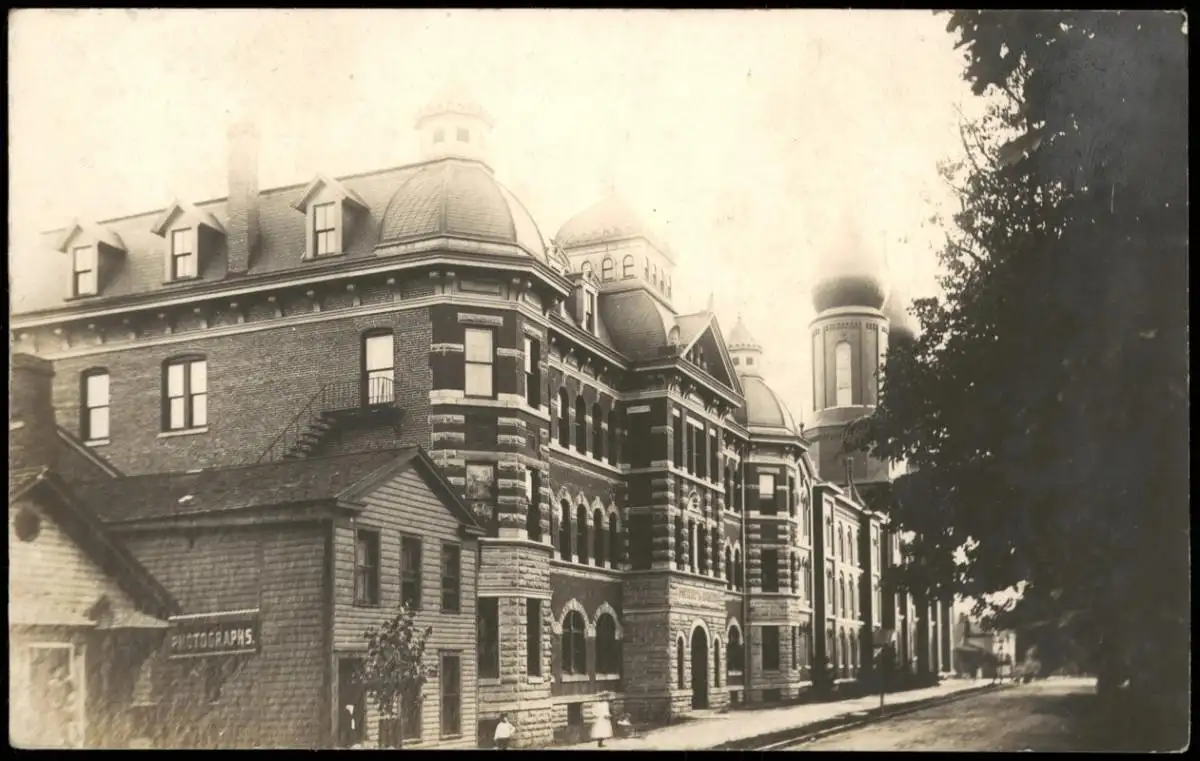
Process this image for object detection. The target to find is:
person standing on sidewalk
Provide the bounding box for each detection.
[590,700,613,748]
[493,714,514,750]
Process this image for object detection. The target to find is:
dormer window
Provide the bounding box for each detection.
[313,202,337,257]
[55,220,128,300]
[72,245,98,297]
[456,127,470,143]
[292,174,369,261]
[170,228,198,280]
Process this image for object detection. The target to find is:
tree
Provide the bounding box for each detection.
[859,10,1187,750]
[357,605,436,748]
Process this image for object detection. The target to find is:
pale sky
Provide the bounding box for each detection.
[8,9,981,427]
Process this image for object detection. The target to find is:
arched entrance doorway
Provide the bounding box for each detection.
[691,627,709,709]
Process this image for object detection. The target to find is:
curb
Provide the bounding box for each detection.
[714,683,1009,751]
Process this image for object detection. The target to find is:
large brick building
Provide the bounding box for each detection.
[10,86,952,748]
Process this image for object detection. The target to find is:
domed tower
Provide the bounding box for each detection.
[554,195,677,311]
[806,214,891,486]
[414,81,494,166]
[728,316,799,435]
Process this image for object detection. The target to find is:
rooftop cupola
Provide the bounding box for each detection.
[414,81,493,167]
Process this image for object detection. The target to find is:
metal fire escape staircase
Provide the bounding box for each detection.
[256,377,404,463]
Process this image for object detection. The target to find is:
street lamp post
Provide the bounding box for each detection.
[873,627,897,717]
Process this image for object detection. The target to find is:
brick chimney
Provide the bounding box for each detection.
[226,121,260,275]
[9,353,57,471]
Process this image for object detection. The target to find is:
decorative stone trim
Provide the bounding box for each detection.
[521,323,546,341]
[496,347,524,359]
[431,342,464,354]
[594,602,623,640]
[432,431,466,444]
[497,434,526,447]
[430,414,466,426]
[626,404,651,414]
[496,416,527,430]
[446,476,466,487]
[458,312,505,327]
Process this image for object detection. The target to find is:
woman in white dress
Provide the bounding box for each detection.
[590,700,614,748]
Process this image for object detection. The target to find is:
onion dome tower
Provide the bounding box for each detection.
[806,213,891,486]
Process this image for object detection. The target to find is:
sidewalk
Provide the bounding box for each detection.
[563,679,987,750]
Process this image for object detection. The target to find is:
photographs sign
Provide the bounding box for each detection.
[167,608,261,659]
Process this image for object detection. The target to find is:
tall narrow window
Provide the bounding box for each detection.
[596,614,620,674]
[465,463,498,537]
[526,599,543,676]
[313,202,337,256]
[787,476,796,517]
[163,356,207,431]
[559,501,572,561]
[714,641,722,687]
[601,257,614,281]
[592,508,605,567]
[170,228,197,280]
[557,389,571,447]
[762,548,780,592]
[355,529,381,606]
[440,653,462,738]
[607,409,620,465]
[608,515,619,569]
[441,544,461,613]
[790,554,799,594]
[525,468,543,541]
[592,403,604,459]
[478,598,500,678]
[734,549,744,589]
[524,337,541,408]
[81,369,110,442]
[758,473,777,514]
[676,638,686,688]
[728,627,744,672]
[725,547,733,589]
[575,397,588,453]
[464,328,495,398]
[835,341,853,407]
[697,525,709,575]
[709,429,719,480]
[576,505,589,565]
[673,410,684,468]
[400,535,422,610]
[562,611,588,675]
[363,331,394,406]
[762,626,781,671]
[72,245,98,297]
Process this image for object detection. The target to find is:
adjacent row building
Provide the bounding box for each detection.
[8,86,954,749]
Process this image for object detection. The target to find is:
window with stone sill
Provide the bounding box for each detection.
[592,508,606,567]
[574,396,588,453]
[525,468,543,542]
[526,599,542,677]
[758,472,777,514]
[575,504,590,565]
[80,368,110,442]
[607,408,620,466]
[761,548,780,593]
[601,257,615,281]
[524,337,542,408]
[464,328,495,398]
[478,598,500,679]
[762,626,781,671]
[558,500,572,561]
[162,356,207,432]
[557,388,571,448]
[561,611,588,676]
[591,402,604,460]
[608,517,620,570]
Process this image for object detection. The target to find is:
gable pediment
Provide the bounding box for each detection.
[150,199,226,238]
[54,220,126,255]
[290,174,369,214]
[681,317,742,395]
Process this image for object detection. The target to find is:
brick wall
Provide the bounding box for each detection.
[47,310,432,474]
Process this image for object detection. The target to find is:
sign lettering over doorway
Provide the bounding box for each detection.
[167,608,261,659]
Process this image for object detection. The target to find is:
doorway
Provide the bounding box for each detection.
[337,658,366,748]
[690,627,709,710]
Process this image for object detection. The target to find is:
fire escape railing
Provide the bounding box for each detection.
[256,377,398,464]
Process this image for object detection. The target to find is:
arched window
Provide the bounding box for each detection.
[835,341,853,407]
[559,500,572,561]
[790,554,799,594]
[714,640,722,687]
[677,637,686,688]
[607,409,620,465]
[576,505,590,565]
[592,508,605,567]
[562,611,588,675]
[711,531,720,579]
[596,614,620,674]
[581,261,594,278]
[841,631,851,676]
[725,547,734,589]
[80,368,111,442]
[601,258,615,281]
[734,549,744,589]
[727,626,744,673]
[697,525,709,575]
[608,514,620,570]
[839,575,847,618]
[557,388,571,448]
[592,403,604,459]
[838,525,844,560]
[574,396,588,453]
[621,255,634,278]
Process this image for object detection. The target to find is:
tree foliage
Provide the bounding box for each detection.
[357,605,436,748]
[862,11,1187,748]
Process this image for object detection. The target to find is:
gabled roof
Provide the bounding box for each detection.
[290,173,370,213]
[11,468,181,620]
[54,219,127,254]
[77,447,483,536]
[676,312,742,395]
[150,198,227,237]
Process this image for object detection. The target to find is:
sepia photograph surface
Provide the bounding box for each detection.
[7,9,1188,752]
